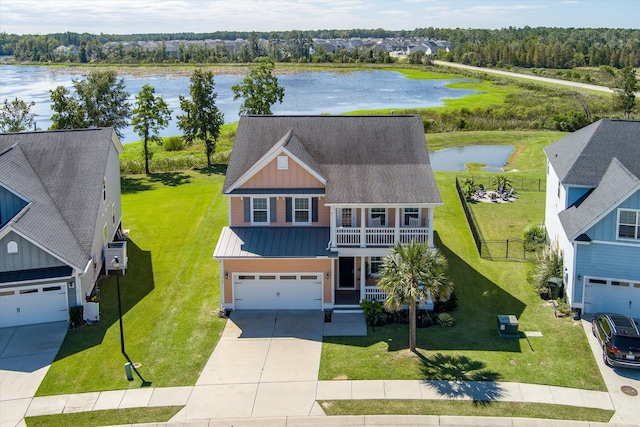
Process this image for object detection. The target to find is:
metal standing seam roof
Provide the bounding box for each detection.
[0,128,119,270]
[559,158,640,240]
[223,115,442,205]
[214,226,338,258]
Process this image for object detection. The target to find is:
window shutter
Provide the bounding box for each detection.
[312,197,318,222]
[270,197,277,223]
[244,198,250,222]
[285,197,292,222]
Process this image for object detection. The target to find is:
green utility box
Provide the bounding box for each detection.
[497,315,519,338]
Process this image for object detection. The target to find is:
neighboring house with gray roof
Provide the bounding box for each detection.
[214,115,441,311]
[0,128,126,327]
[544,119,640,318]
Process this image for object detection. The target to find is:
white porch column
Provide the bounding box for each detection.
[394,207,400,244]
[330,206,337,248]
[360,256,366,302]
[360,207,366,248]
[428,208,435,247]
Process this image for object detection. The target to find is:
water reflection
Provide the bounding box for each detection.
[430,145,514,172]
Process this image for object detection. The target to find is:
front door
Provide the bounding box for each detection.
[339,257,355,289]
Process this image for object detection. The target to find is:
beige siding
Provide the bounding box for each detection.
[223,258,333,304]
[242,156,324,189]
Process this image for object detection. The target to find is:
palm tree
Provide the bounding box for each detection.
[377,241,453,352]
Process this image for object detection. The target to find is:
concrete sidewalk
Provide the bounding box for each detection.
[2,313,638,427]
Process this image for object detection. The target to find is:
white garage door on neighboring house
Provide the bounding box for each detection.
[233,273,323,310]
[583,277,640,317]
[0,283,68,327]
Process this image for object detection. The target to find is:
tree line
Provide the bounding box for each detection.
[2,27,638,68]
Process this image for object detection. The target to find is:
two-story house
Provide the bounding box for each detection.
[214,115,441,311]
[0,128,126,327]
[544,119,640,318]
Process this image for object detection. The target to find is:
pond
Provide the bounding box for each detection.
[0,66,477,143]
[430,145,514,172]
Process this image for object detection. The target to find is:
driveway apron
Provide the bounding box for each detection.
[581,318,640,425]
[177,310,324,421]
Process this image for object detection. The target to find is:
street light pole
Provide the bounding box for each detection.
[111,257,126,355]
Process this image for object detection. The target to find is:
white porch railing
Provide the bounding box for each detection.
[363,286,434,310]
[365,286,387,301]
[336,226,430,247]
[399,228,429,244]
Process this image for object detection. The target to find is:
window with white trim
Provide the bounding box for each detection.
[369,256,383,277]
[618,209,640,240]
[277,155,289,170]
[293,197,310,223]
[252,197,269,224]
[340,208,354,227]
[102,179,107,202]
[7,241,18,254]
[369,208,386,226]
[403,207,420,226]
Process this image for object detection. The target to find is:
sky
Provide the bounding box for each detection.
[0,0,638,35]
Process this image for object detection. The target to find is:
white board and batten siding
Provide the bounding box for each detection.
[233,273,323,310]
[0,282,68,327]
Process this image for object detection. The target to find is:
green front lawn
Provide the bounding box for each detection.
[37,172,227,395]
[320,400,613,423]
[25,407,182,427]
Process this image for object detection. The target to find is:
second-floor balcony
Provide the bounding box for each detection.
[336,226,430,247]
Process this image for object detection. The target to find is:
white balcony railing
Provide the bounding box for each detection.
[336,226,430,247]
[363,286,434,310]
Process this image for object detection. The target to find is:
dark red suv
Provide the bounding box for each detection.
[592,313,640,369]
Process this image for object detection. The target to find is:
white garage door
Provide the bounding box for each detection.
[583,277,640,317]
[0,283,68,327]
[233,273,323,310]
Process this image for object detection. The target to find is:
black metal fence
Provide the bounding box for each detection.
[455,176,539,261]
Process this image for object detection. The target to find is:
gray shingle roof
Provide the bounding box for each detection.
[559,158,640,240]
[0,128,117,270]
[544,119,640,186]
[224,115,441,205]
[214,226,337,258]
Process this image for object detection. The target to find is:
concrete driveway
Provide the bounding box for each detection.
[174,310,325,421]
[0,321,67,401]
[581,318,640,425]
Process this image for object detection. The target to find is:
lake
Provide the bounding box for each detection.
[430,145,514,172]
[0,65,477,143]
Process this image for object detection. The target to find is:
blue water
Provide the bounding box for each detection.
[430,145,514,172]
[0,65,476,143]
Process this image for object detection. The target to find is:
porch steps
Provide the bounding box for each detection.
[323,309,367,337]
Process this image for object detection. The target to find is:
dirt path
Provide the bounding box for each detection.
[433,60,615,94]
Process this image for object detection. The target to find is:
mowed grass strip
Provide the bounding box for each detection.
[37,172,227,394]
[319,400,613,423]
[25,406,182,427]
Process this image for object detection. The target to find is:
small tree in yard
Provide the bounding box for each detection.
[614,66,637,119]
[50,70,131,138]
[377,241,454,352]
[232,57,285,115]
[132,84,172,175]
[0,98,36,132]
[177,69,224,169]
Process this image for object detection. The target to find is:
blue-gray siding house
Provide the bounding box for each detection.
[0,128,125,327]
[544,119,640,318]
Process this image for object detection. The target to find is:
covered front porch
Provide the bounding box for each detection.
[332,255,434,310]
[329,205,435,248]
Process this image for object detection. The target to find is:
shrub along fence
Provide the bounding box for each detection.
[458,175,545,192]
[455,176,540,261]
